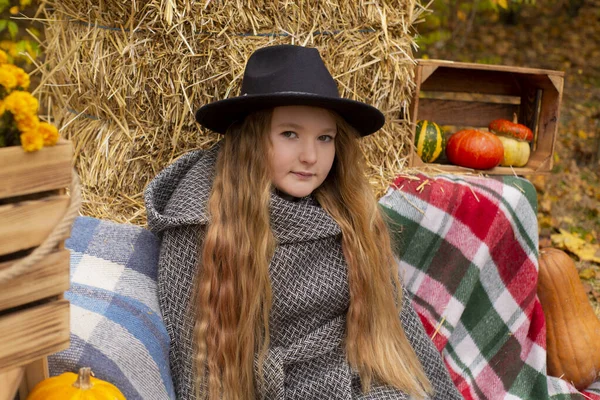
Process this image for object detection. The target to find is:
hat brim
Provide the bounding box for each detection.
[195,92,385,137]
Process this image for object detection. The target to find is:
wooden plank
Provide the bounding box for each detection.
[0,140,72,200]
[408,149,551,175]
[417,98,519,128]
[519,86,543,152]
[0,249,70,312]
[0,366,24,400]
[417,59,565,77]
[0,299,70,373]
[420,64,438,84]
[549,75,564,92]
[0,194,70,256]
[408,64,423,168]
[535,86,562,171]
[420,91,521,104]
[22,358,49,393]
[420,68,523,96]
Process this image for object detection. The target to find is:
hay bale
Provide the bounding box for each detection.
[37,0,424,225]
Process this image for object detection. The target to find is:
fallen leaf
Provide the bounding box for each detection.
[531,175,547,192]
[538,216,554,229]
[579,268,596,280]
[539,198,552,213]
[551,229,600,264]
[559,216,575,225]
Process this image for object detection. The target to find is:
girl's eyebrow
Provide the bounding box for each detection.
[275,122,336,134]
[275,122,304,130]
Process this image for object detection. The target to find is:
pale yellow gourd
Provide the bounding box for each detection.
[497,135,531,167]
[489,114,534,167]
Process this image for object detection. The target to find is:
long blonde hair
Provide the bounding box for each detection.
[194,108,433,399]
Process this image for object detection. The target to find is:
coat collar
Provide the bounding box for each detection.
[269,191,341,244]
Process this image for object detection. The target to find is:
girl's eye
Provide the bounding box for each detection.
[319,135,334,142]
[282,131,297,139]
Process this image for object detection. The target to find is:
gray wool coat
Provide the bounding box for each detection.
[144,142,462,400]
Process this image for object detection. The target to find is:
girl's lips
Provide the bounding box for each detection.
[292,172,315,179]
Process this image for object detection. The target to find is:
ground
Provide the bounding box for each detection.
[416,0,600,316]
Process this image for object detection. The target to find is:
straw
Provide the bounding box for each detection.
[37,0,425,225]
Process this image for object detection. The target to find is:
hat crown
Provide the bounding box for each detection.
[240,45,340,98]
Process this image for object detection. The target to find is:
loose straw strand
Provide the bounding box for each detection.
[0,169,82,284]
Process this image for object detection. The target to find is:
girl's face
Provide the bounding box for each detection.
[268,106,336,198]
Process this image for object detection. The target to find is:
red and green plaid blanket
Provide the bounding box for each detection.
[378,173,600,400]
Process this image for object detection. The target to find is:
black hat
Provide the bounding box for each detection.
[195,45,385,137]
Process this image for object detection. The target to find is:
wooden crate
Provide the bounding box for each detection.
[0,140,73,398]
[407,59,564,175]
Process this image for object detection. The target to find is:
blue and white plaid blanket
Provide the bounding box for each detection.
[49,216,175,400]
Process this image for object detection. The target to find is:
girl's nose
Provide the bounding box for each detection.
[299,141,317,164]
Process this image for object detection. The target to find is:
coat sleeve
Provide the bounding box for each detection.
[399,289,463,399]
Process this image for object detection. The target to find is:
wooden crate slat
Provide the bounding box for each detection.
[417,59,565,76]
[0,366,24,400]
[420,65,438,85]
[549,75,564,92]
[535,86,562,167]
[0,194,70,256]
[417,98,519,128]
[409,156,552,175]
[420,68,523,96]
[21,358,49,395]
[0,141,72,200]
[0,299,70,373]
[0,249,70,312]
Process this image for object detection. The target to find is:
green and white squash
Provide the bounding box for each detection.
[414,120,445,163]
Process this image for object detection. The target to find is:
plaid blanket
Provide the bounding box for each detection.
[48,216,175,400]
[49,176,600,399]
[378,173,600,400]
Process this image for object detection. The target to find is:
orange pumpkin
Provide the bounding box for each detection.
[26,367,126,400]
[537,248,600,390]
[445,129,504,170]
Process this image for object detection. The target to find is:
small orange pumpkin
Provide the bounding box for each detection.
[26,367,126,400]
[488,114,533,142]
[537,248,600,390]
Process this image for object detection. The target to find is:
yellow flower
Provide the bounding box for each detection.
[9,6,19,15]
[38,122,59,146]
[3,90,39,117]
[0,68,18,91]
[0,50,7,64]
[16,113,39,132]
[0,100,4,115]
[20,129,43,152]
[2,64,30,89]
[0,41,18,58]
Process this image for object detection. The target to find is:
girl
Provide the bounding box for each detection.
[144,44,461,400]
